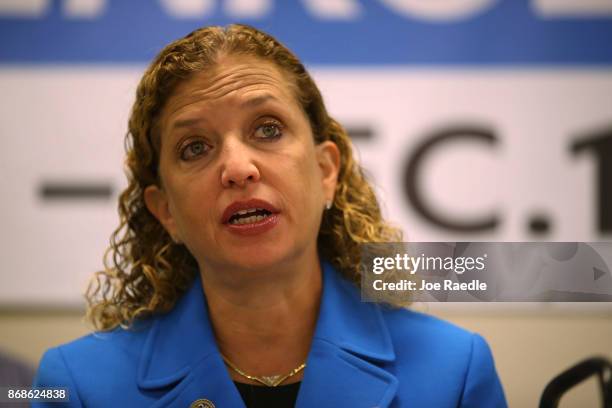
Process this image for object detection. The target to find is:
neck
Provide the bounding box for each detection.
[199,252,323,383]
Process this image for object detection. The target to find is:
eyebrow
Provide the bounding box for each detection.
[170,117,206,131]
[169,94,283,131]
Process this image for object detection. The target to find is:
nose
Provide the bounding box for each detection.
[220,139,261,188]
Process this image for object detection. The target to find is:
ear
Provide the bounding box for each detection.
[315,140,341,202]
[143,184,180,241]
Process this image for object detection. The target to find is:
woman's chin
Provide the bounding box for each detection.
[205,242,307,275]
[228,247,291,270]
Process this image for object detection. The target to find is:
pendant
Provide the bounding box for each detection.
[260,375,283,387]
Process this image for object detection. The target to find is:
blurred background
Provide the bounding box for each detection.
[1,0,611,406]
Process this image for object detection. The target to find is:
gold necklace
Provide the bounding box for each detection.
[220,353,306,387]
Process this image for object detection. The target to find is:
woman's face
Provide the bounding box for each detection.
[144,54,339,274]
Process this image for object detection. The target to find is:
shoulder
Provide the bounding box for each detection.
[382,306,475,350]
[379,306,507,406]
[41,322,151,370]
[33,323,153,407]
[380,307,477,374]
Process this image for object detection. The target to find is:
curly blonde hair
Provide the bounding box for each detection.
[86,24,403,331]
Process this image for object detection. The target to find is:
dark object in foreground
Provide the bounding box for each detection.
[540,356,612,408]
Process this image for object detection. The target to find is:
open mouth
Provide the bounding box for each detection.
[228,208,273,225]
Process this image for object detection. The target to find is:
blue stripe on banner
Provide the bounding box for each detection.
[1,0,612,65]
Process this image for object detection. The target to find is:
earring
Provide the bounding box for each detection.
[171,235,182,245]
[325,200,333,210]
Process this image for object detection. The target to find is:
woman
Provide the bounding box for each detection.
[34,24,507,407]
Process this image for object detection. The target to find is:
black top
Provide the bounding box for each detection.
[234,381,301,408]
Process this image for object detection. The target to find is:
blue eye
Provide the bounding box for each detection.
[254,121,282,140]
[180,140,209,161]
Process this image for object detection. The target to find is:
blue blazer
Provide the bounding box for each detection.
[34,262,507,407]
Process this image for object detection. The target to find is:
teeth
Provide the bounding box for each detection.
[230,213,270,225]
[235,208,262,216]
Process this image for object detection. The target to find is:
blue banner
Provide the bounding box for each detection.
[1,0,612,65]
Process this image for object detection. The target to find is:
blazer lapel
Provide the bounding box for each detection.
[296,263,399,408]
[149,353,245,408]
[136,274,245,408]
[296,342,398,408]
